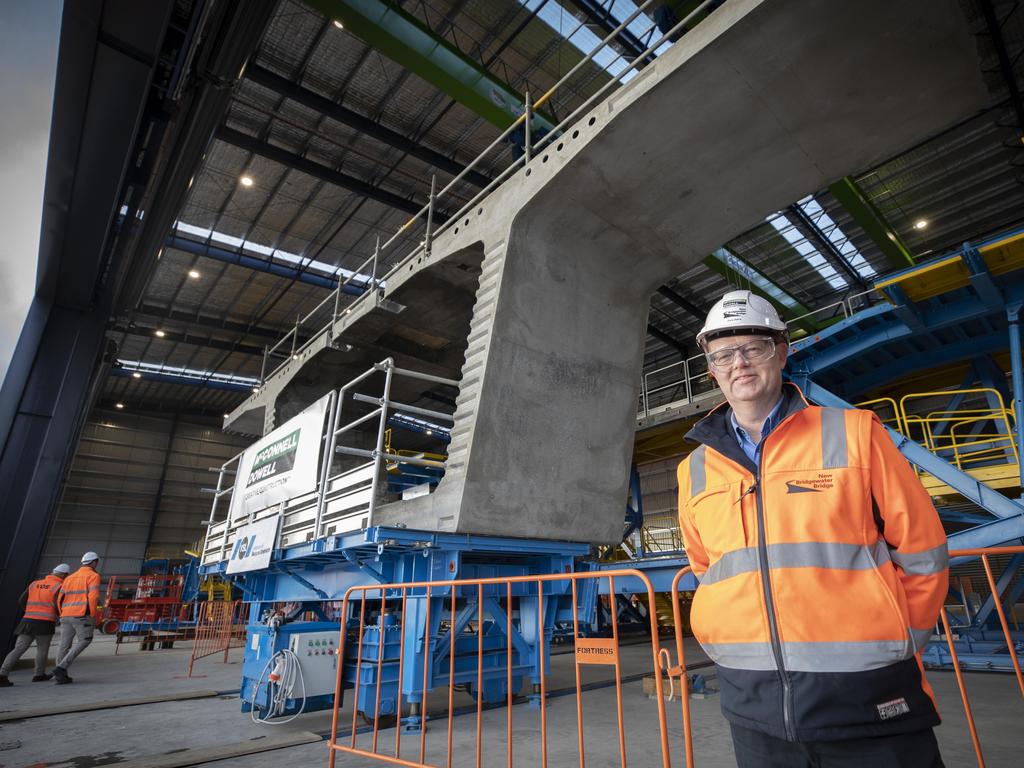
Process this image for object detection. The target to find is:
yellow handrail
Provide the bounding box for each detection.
[897,389,1018,474]
[854,396,908,436]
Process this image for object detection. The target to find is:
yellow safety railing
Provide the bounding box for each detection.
[897,389,1018,472]
[854,396,908,436]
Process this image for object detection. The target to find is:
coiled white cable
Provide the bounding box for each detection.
[250,648,307,725]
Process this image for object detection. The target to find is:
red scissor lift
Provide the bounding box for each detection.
[100,574,189,635]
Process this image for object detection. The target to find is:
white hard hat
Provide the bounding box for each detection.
[696,290,788,349]
[81,551,100,564]
[53,564,72,575]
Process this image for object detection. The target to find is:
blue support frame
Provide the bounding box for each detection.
[1007,302,1024,493]
[963,243,1004,308]
[971,553,1024,629]
[622,464,645,555]
[203,527,591,723]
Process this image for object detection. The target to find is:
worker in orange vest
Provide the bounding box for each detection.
[0,564,72,685]
[53,552,102,684]
[677,291,948,767]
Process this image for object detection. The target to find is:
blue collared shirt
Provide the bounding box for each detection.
[730,395,785,464]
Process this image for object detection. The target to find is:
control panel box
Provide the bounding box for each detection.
[288,630,340,697]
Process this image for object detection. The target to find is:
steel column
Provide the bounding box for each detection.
[0,303,110,642]
[1007,302,1024,489]
[142,414,181,555]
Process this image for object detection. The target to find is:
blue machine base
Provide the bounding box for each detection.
[218,528,594,720]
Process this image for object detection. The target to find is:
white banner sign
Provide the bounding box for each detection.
[228,393,330,525]
[226,516,279,574]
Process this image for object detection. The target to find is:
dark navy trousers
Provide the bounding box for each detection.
[730,723,945,768]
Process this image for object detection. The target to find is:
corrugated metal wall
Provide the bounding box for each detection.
[38,408,249,576]
[637,455,683,552]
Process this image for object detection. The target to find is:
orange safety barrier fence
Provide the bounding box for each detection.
[323,550,1024,767]
[327,569,696,768]
[938,546,1024,768]
[671,553,1024,768]
[187,600,247,677]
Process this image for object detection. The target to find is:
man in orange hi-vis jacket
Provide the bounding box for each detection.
[53,552,102,684]
[0,564,71,685]
[676,291,948,768]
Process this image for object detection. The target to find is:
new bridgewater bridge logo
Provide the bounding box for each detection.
[247,428,301,486]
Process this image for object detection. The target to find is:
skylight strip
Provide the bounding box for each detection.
[766,212,848,291]
[518,0,665,85]
[390,412,451,436]
[797,196,877,279]
[606,0,672,54]
[171,221,377,286]
[118,359,260,387]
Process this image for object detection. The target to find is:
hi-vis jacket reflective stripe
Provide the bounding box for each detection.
[677,384,948,743]
[23,574,63,622]
[58,567,102,618]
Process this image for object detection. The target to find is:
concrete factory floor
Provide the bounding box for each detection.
[0,634,1019,767]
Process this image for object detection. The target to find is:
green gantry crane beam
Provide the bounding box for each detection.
[304,0,556,132]
[828,176,915,271]
[703,248,821,334]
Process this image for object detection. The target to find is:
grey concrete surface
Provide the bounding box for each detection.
[0,633,1018,767]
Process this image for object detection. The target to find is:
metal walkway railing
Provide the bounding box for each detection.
[203,359,458,566]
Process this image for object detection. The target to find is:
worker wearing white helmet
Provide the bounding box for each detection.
[678,290,948,766]
[0,564,72,685]
[695,289,789,349]
[53,552,103,684]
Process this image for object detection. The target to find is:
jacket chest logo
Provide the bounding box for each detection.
[785,473,835,494]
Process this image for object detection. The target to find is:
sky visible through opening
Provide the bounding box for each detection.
[117,359,260,388]
[766,196,877,292]
[518,0,669,86]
